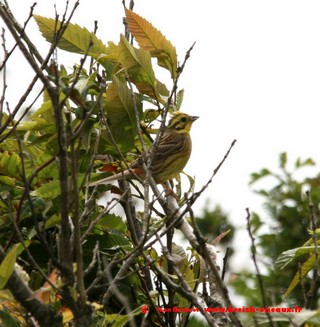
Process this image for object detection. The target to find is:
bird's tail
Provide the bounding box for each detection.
[89,166,146,187]
[89,169,132,187]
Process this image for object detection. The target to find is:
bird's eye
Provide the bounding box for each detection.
[180,117,187,122]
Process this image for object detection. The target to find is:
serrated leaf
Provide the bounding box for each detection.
[0,242,29,289]
[97,214,127,233]
[34,15,112,68]
[125,9,177,78]
[172,242,187,259]
[118,35,169,100]
[31,180,61,199]
[85,233,131,253]
[34,15,108,55]
[275,246,315,270]
[119,35,154,84]
[103,76,141,152]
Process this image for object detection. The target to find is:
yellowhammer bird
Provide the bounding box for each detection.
[90,112,198,186]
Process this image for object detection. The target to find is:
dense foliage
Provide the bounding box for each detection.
[1,2,320,326]
[0,3,230,326]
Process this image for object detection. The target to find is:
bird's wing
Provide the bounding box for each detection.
[153,132,187,159]
[131,132,187,168]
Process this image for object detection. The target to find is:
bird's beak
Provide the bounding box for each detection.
[190,116,199,122]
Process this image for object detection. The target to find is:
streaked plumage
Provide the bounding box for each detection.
[90,112,198,186]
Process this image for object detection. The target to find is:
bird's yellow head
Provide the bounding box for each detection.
[166,112,199,133]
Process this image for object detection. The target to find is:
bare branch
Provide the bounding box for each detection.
[246,208,274,327]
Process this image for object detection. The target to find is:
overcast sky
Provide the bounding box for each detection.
[2,0,320,267]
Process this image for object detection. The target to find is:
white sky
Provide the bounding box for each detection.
[2,0,320,267]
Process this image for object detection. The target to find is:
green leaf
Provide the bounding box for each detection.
[283,254,315,298]
[34,15,109,58]
[119,35,154,84]
[97,214,127,233]
[0,176,15,187]
[0,311,20,327]
[34,15,115,71]
[0,242,29,289]
[101,306,142,326]
[0,152,21,177]
[295,157,316,168]
[44,214,60,230]
[279,152,287,169]
[31,180,61,199]
[118,35,168,100]
[125,9,178,78]
[31,174,87,199]
[275,246,315,270]
[83,234,131,258]
[103,76,141,152]
[175,89,184,111]
[16,118,55,133]
[30,99,54,122]
[249,168,271,184]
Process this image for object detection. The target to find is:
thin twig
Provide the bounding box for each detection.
[0,27,8,121]
[246,208,274,327]
[188,139,237,207]
[0,2,37,71]
[305,190,319,309]
[298,262,307,305]
[221,247,230,282]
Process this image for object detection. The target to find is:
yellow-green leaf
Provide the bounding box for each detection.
[97,214,127,233]
[125,9,177,78]
[103,76,141,152]
[119,35,154,83]
[31,180,61,199]
[118,35,169,100]
[16,118,55,133]
[0,176,15,187]
[283,254,315,298]
[275,246,315,270]
[34,15,112,68]
[0,242,29,289]
[0,152,21,177]
[102,306,142,326]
